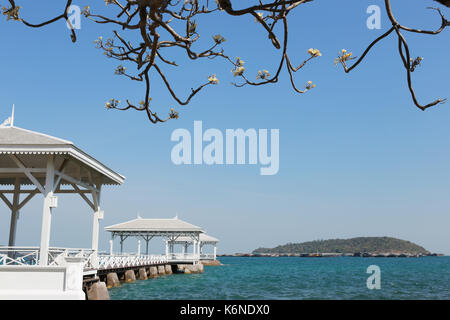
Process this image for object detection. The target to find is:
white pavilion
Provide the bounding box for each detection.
[170,233,219,261]
[0,119,124,299]
[104,216,206,264]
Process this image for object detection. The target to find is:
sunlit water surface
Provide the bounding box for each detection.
[109,256,450,300]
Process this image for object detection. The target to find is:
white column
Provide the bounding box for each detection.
[109,239,114,256]
[197,241,201,258]
[214,245,217,260]
[165,240,169,256]
[91,182,102,268]
[8,211,19,247]
[91,211,100,251]
[39,155,55,266]
[8,178,20,247]
[193,240,197,256]
[137,240,141,256]
[91,210,100,268]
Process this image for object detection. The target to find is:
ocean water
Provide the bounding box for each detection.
[108,256,450,300]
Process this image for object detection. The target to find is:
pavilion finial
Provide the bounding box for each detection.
[11,104,14,127]
[174,213,179,220]
[137,211,142,219]
[0,104,14,127]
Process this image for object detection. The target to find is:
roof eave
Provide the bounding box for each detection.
[0,144,125,185]
[105,228,204,232]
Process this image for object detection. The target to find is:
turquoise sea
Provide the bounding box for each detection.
[109,256,450,300]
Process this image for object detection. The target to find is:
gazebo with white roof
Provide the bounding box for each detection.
[104,216,204,263]
[0,122,125,267]
[171,233,219,261]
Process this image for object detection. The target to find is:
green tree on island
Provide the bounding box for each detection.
[253,237,430,255]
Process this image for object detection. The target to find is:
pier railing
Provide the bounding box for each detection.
[0,247,39,266]
[0,246,96,269]
[97,253,168,270]
[1,247,201,270]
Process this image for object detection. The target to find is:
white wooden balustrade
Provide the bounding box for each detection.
[0,247,96,269]
[97,253,168,270]
[1,246,201,272]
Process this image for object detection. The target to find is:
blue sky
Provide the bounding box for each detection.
[0,0,449,254]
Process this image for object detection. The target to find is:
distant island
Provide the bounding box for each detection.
[218,237,446,258]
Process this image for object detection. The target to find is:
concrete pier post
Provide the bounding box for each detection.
[125,269,136,282]
[149,266,158,278]
[190,264,203,274]
[165,264,173,275]
[157,265,166,275]
[106,273,120,288]
[138,268,148,280]
[87,282,110,300]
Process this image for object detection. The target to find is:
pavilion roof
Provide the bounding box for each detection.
[0,126,125,186]
[174,233,219,243]
[105,216,204,233]
[0,126,73,145]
